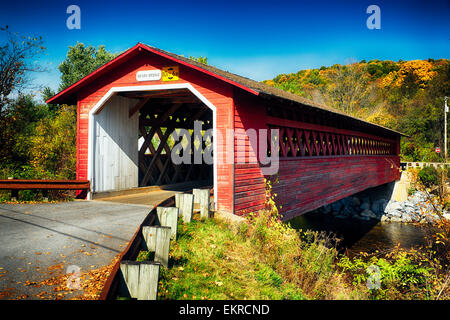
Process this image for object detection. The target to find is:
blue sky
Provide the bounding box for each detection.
[1,0,449,97]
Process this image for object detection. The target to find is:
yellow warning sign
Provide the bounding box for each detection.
[162,66,179,81]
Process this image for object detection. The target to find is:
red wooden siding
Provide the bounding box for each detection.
[273,155,400,220]
[232,90,401,219]
[233,91,267,216]
[266,113,400,220]
[76,51,235,213]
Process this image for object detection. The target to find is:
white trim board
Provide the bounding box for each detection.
[87,83,217,209]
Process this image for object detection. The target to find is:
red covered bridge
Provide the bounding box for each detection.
[47,43,402,220]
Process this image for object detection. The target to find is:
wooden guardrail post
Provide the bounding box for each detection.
[142,226,171,268]
[119,261,160,300]
[7,177,17,201]
[175,193,194,223]
[42,189,49,202]
[156,207,179,240]
[174,193,181,215]
[192,189,201,206]
[10,189,18,202]
[193,188,210,220]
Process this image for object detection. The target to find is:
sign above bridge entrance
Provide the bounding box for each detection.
[136,70,162,81]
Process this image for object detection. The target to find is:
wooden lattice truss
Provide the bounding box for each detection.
[119,89,213,187]
[266,98,397,158]
[269,126,396,157]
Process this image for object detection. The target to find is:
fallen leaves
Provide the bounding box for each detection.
[36,291,48,299]
[0,288,15,299]
[79,250,92,256]
[3,254,119,301]
[47,263,64,272]
[24,280,37,287]
[33,255,120,300]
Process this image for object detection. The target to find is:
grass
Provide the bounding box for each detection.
[126,204,450,300]
[158,211,366,300]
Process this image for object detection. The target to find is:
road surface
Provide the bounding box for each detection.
[0,200,157,299]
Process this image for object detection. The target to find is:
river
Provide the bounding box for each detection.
[287,212,429,255]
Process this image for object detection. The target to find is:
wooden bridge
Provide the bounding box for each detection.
[47,43,403,221]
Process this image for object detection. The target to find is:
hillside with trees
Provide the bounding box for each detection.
[262,59,450,162]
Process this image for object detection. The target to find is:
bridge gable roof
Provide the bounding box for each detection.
[47,43,404,137]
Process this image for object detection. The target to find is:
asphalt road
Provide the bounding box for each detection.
[0,200,154,300]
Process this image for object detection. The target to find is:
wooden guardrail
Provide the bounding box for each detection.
[400,162,450,171]
[0,179,90,200]
[99,196,174,300]
[99,187,212,300]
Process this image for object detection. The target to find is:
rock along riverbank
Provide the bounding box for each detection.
[315,190,450,224]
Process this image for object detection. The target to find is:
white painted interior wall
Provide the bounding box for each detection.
[93,95,139,192]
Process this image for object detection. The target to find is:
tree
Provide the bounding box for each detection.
[30,105,77,179]
[58,43,117,91]
[0,26,45,115]
[189,56,208,65]
[326,63,370,115]
[41,86,59,114]
[0,94,50,165]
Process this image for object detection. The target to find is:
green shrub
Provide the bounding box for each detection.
[418,166,439,187]
[337,251,433,299]
[407,187,416,196]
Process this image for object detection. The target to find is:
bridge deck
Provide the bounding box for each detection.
[95,189,179,207]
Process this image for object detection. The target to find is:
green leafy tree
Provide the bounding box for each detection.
[29,105,77,179]
[58,42,117,91]
[326,63,370,115]
[0,94,50,165]
[41,86,59,114]
[189,56,208,65]
[418,166,439,187]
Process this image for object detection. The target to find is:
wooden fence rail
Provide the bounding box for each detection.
[0,179,90,200]
[0,179,90,190]
[400,162,450,171]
